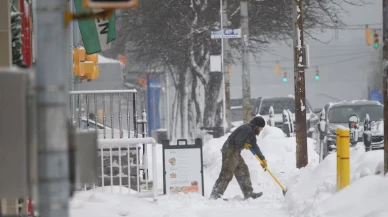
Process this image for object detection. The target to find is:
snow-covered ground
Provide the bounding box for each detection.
[70,126,387,217]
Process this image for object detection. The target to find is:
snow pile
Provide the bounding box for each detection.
[203,126,319,201]
[70,191,162,217]
[285,145,386,217]
[318,175,388,217]
[98,54,121,64]
[69,125,386,217]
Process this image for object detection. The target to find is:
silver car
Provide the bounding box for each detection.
[313,100,384,158]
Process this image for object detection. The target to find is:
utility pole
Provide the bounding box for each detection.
[35,2,70,217]
[383,0,388,175]
[292,0,308,168]
[240,0,251,124]
[222,0,232,130]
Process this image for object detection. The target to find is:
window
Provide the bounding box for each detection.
[328,105,383,123]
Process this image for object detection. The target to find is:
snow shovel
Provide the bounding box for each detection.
[244,144,288,196]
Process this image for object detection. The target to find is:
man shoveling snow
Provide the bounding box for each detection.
[210,117,267,200]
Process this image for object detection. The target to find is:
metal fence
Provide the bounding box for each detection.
[78,138,159,201]
[69,89,141,139]
[69,90,155,197]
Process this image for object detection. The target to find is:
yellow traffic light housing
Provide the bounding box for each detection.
[73,47,86,77]
[73,47,99,81]
[275,61,280,75]
[365,26,371,45]
[83,0,139,9]
[373,31,379,49]
[85,54,99,80]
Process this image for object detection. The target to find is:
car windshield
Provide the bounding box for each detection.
[328,105,383,123]
[259,98,311,115]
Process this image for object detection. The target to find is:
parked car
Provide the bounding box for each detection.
[313,100,384,158]
[251,96,316,136]
[230,98,256,127]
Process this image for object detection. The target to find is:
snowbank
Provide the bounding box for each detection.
[285,145,386,217]
[318,175,388,217]
[203,126,319,200]
[69,125,386,217]
[70,191,161,217]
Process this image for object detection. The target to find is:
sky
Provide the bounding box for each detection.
[230,1,382,109]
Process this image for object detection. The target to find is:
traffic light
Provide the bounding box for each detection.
[283,71,287,82]
[365,26,371,45]
[85,54,99,80]
[374,31,379,49]
[275,61,280,75]
[73,47,99,81]
[315,68,320,81]
[83,0,138,9]
[73,47,86,77]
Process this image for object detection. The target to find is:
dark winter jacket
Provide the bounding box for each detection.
[222,123,265,160]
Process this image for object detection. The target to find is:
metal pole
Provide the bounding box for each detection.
[240,0,251,124]
[35,1,70,217]
[383,0,388,175]
[165,72,170,140]
[220,0,227,134]
[69,0,74,92]
[293,0,308,168]
[222,0,232,131]
[69,0,75,126]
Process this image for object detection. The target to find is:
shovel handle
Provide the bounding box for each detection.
[249,148,287,192]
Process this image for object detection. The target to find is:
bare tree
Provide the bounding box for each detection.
[103,0,366,141]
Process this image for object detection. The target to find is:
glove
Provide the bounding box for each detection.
[260,159,267,170]
[244,143,252,150]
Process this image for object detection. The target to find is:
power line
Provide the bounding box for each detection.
[254,53,372,70]
[260,50,375,63]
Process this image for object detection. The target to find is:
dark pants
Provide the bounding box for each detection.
[210,144,253,199]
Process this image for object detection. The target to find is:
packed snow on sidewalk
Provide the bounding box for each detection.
[70,126,387,217]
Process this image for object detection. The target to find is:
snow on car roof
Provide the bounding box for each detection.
[328,100,382,108]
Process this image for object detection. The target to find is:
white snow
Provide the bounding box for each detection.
[98,54,121,64]
[70,126,386,217]
[300,99,305,111]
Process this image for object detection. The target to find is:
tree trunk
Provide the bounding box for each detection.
[171,67,190,141]
[188,68,205,139]
[203,71,223,127]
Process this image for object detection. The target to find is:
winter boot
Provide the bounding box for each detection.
[209,193,221,200]
[244,192,263,200]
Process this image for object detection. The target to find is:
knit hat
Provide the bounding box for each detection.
[250,116,266,128]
